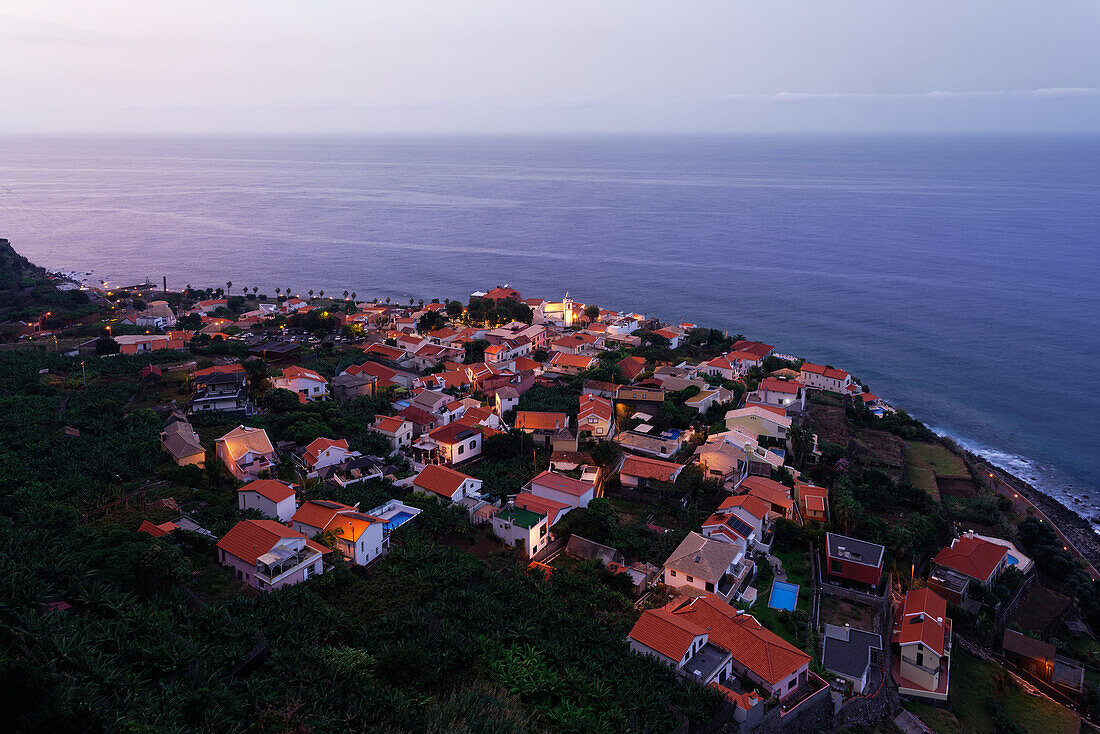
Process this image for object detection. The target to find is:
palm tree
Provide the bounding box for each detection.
[351,292,356,301]
[252,286,258,295]
[318,290,324,299]
[385,297,390,304]
[226,281,232,294]
[308,289,314,300]
[275,287,282,298]
[409,297,415,306]
[343,290,349,301]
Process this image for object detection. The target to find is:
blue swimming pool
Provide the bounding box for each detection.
[768,581,799,612]
[1006,553,1019,565]
[385,511,415,530]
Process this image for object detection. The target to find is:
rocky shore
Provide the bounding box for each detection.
[949,439,1100,574]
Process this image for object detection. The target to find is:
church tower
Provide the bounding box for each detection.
[563,292,573,327]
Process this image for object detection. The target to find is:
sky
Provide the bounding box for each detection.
[1,0,1099,134]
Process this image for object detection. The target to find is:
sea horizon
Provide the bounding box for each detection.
[2,132,1097,520]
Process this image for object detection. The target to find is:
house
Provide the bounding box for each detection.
[738,476,795,520]
[629,594,812,699]
[822,624,883,694]
[614,428,685,460]
[753,378,806,411]
[619,455,683,489]
[795,483,829,524]
[544,351,597,376]
[515,411,570,447]
[514,492,573,527]
[701,512,757,546]
[716,494,773,547]
[215,425,276,481]
[412,464,483,502]
[663,531,745,600]
[318,455,386,487]
[614,385,665,407]
[302,437,358,477]
[730,340,774,360]
[653,328,681,349]
[189,364,251,415]
[800,363,853,393]
[136,301,177,329]
[249,341,302,361]
[330,372,376,401]
[271,366,329,402]
[577,393,615,439]
[683,388,735,415]
[930,534,1009,601]
[160,419,205,467]
[415,422,483,465]
[290,500,388,566]
[825,533,885,588]
[893,588,952,700]
[495,386,520,416]
[525,470,595,510]
[724,405,792,441]
[237,479,297,522]
[138,520,178,538]
[618,356,647,382]
[113,333,187,354]
[372,415,413,452]
[216,520,330,592]
[1002,630,1084,697]
[397,405,438,438]
[491,503,550,558]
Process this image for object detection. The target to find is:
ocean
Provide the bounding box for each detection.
[1,134,1097,518]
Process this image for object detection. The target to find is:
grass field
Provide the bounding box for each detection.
[819,595,878,631]
[904,441,969,477]
[905,465,941,501]
[908,651,1080,734]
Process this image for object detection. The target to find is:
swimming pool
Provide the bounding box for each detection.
[1006,553,1019,565]
[768,581,799,612]
[384,511,416,530]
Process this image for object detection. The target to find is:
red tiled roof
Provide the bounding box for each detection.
[303,437,349,467]
[216,519,310,565]
[621,455,682,482]
[760,378,799,394]
[730,340,774,359]
[138,520,177,538]
[414,464,473,498]
[282,365,326,383]
[718,494,770,521]
[933,536,1008,581]
[192,364,245,377]
[291,500,355,531]
[514,492,572,526]
[398,405,436,426]
[899,588,949,656]
[428,422,481,446]
[530,470,594,498]
[628,607,707,662]
[548,351,597,369]
[373,415,408,433]
[515,411,568,431]
[673,595,810,686]
[238,479,296,503]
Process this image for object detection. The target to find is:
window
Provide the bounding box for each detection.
[457,445,464,455]
[916,651,924,667]
[686,575,694,583]
[670,570,676,577]
[706,581,714,592]
[830,558,843,574]
[540,525,547,537]
[469,440,476,449]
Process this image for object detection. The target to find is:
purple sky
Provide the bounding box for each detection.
[2,1,1098,133]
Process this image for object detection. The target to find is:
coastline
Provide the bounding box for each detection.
[944,436,1100,576]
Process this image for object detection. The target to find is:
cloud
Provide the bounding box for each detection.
[724,88,1100,102]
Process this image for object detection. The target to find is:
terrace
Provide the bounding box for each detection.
[683,643,732,685]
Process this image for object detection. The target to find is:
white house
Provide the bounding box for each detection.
[800,363,853,393]
[290,499,388,566]
[412,464,483,503]
[754,378,806,411]
[272,366,329,402]
[491,503,551,558]
[724,405,791,441]
[525,470,595,510]
[372,415,413,452]
[302,437,359,477]
[237,479,297,522]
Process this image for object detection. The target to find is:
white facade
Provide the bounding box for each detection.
[238,490,297,522]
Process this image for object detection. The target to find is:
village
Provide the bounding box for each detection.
[2,244,1097,734]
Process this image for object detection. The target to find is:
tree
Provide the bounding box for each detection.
[351,292,357,301]
[318,290,324,299]
[446,300,463,318]
[583,304,600,323]
[95,336,120,355]
[343,290,349,301]
[464,339,490,364]
[252,286,258,295]
[226,281,232,294]
[308,290,314,300]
